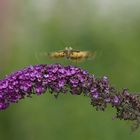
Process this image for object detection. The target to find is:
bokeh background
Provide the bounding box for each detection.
[0,0,140,140]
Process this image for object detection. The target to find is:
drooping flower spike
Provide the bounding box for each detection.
[0,64,140,130]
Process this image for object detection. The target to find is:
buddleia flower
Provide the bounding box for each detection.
[0,64,140,130]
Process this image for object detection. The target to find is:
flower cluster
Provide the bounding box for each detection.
[0,64,140,130]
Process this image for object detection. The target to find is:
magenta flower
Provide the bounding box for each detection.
[0,64,140,130]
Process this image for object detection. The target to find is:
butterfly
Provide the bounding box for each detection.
[48,47,96,61]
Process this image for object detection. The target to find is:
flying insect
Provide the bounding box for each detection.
[48,47,96,61]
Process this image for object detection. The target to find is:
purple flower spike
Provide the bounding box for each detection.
[0,63,140,130]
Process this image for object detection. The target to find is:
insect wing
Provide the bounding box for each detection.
[69,51,95,60]
[48,51,66,59]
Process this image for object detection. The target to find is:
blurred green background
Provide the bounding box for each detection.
[0,0,140,140]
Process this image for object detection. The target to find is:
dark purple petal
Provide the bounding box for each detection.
[113,96,120,105]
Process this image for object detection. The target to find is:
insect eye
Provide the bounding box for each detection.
[69,47,72,50]
[65,47,68,51]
